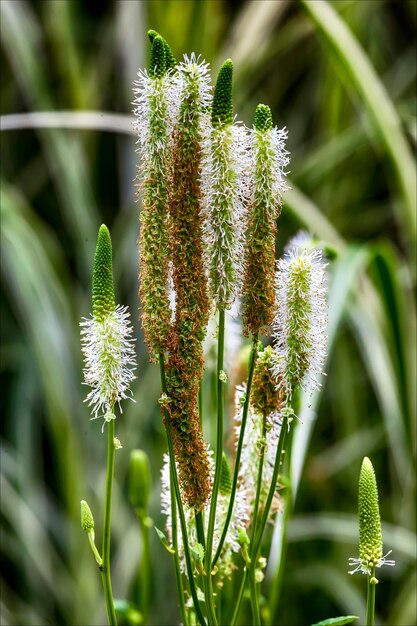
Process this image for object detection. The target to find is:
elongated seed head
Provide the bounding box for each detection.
[251,346,283,416]
[359,457,383,568]
[150,35,166,78]
[80,499,94,532]
[92,225,115,322]
[212,59,234,126]
[254,104,273,132]
[147,29,176,70]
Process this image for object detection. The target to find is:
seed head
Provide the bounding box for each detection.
[212,59,234,127]
[80,500,94,532]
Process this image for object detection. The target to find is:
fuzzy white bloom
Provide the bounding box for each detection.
[173,53,212,120]
[161,451,248,580]
[249,125,289,217]
[235,385,282,516]
[133,68,179,171]
[201,122,251,308]
[348,551,395,577]
[272,247,327,398]
[80,305,136,429]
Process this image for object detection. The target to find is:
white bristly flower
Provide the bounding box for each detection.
[80,225,136,430]
[80,306,136,427]
[201,122,250,308]
[272,246,327,398]
[161,451,248,581]
[235,385,282,517]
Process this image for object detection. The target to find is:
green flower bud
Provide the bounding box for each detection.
[80,499,94,532]
[92,225,115,322]
[147,29,176,70]
[211,59,234,127]
[254,103,273,132]
[359,457,383,569]
[150,35,166,78]
[128,449,151,512]
[219,452,232,495]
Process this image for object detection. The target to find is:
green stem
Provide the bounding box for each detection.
[101,419,117,626]
[249,566,261,626]
[248,415,267,624]
[252,408,290,563]
[137,513,151,624]
[366,568,376,626]
[268,421,295,622]
[170,469,188,626]
[158,354,207,626]
[204,309,226,625]
[195,511,206,550]
[230,569,248,626]
[87,530,102,567]
[213,336,258,566]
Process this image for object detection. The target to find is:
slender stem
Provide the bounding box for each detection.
[268,421,295,621]
[249,566,261,626]
[204,309,226,624]
[87,531,102,567]
[101,419,117,626]
[230,569,248,626]
[252,409,290,563]
[366,568,376,626]
[170,469,188,626]
[137,513,151,624]
[195,511,206,550]
[248,416,267,624]
[213,336,259,566]
[158,354,207,626]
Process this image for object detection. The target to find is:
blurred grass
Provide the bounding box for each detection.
[1,1,416,625]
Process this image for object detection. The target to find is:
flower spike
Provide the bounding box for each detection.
[150,35,166,78]
[147,29,176,70]
[349,457,395,581]
[80,225,136,428]
[212,59,234,126]
[272,244,327,397]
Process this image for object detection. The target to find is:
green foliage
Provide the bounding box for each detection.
[311,616,359,626]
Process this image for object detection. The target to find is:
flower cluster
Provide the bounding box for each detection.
[80,225,136,429]
[242,104,289,337]
[349,457,395,581]
[272,241,327,398]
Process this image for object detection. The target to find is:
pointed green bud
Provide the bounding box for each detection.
[211,59,234,127]
[128,449,151,512]
[254,103,273,132]
[80,499,94,532]
[358,457,383,570]
[147,30,176,69]
[219,452,232,495]
[92,224,115,322]
[150,35,166,78]
[237,526,250,547]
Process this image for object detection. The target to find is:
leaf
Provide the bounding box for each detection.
[311,616,359,626]
[191,542,205,564]
[154,526,175,554]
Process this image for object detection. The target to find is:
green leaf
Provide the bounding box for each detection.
[154,526,175,554]
[191,542,205,564]
[311,617,359,626]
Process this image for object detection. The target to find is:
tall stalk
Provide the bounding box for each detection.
[170,471,187,626]
[213,337,258,566]
[366,568,376,626]
[159,354,207,626]
[101,419,117,626]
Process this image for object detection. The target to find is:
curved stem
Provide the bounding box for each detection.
[158,354,207,626]
[101,419,117,626]
[213,336,258,566]
[366,568,376,626]
[230,569,248,626]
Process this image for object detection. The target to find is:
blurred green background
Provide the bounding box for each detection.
[1,1,416,625]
